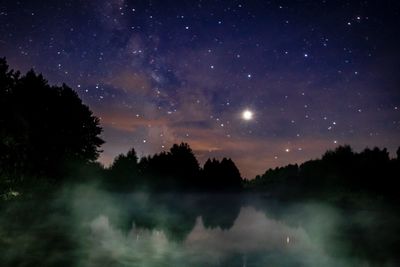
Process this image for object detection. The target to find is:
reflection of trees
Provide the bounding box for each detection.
[197,194,241,229]
[249,198,400,265]
[116,194,242,241]
[0,197,78,267]
[2,191,400,266]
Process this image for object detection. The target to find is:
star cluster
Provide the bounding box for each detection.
[1,0,399,177]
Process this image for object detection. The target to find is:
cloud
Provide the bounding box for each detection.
[99,111,166,133]
[171,120,213,130]
[103,71,151,94]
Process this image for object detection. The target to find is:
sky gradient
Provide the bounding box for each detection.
[1,0,399,178]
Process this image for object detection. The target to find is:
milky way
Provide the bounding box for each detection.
[1,0,399,177]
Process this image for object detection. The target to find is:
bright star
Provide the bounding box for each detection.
[242,109,254,121]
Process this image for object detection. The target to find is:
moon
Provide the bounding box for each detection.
[242,109,254,121]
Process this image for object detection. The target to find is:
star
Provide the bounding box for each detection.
[1,0,398,180]
[242,109,254,121]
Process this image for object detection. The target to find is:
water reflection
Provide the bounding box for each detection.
[186,207,314,256]
[87,202,343,267]
[1,189,399,266]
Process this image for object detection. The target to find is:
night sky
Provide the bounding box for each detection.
[1,0,399,178]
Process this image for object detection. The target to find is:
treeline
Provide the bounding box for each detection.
[104,143,243,192]
[248,145,400,201]
[0,57,243,196]
[0,57,104,196]
[2,57,400,199]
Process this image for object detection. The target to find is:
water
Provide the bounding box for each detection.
[1,186,399,266]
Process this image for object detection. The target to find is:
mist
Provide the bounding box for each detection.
[1,182,399,267]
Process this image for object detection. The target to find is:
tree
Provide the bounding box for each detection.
[248,145,400,200]
[202,158,220,190]
[202,158,243,191]
[110,148,139,173]
[0,58,104,188]
[221,158,243,191]
[169,142,200,180]
[397,147,400,161]
[107,148,139,191]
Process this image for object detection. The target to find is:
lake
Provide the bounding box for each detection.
[1,186,399,266]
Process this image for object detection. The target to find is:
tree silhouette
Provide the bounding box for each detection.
[102,143,245,192]
[0,58,104,190]
[248,145,399,201]
[397,147,400,160]
[220,158,243,191]
[136,143,201,191]
[202,157,243,191]
[107,148,139,191]
[169,143,200,176]
[202,158,219,191]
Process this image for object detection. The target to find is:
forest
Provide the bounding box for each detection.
[1,57,400,202]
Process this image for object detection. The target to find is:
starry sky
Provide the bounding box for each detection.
[1,0,400,178]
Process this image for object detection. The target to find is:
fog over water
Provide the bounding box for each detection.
[1,184,399,267]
